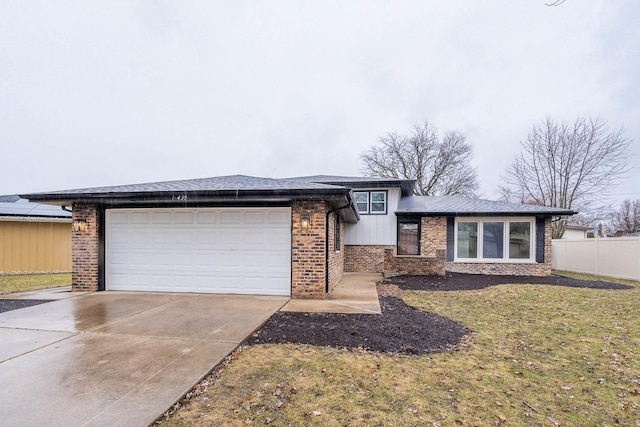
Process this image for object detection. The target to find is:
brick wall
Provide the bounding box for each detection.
[344,245,394,272]
[421,216,447,256]
[446,261,548,276]
[384,249,446,275]
[383,216,448,275]
[291,200,328,299]
[327,212,344,293]
[446,217,553,276]
[71,203,100,291]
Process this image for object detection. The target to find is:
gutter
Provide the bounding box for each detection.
[0,216,71,223]
[19,187,353,204]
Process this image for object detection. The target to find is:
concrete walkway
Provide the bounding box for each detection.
[0,285,90,300]
[0,291,287,427]
[281,273,382,314]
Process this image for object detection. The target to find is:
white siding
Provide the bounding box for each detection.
[345,188,400,245]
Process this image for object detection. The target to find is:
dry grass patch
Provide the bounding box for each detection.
[553,269,638,287]
[0,273,71,294]
[165,279,640,426]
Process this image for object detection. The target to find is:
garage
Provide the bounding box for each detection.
[106,207,291,295]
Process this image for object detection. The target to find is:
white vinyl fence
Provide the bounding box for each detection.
[552,237,640,281]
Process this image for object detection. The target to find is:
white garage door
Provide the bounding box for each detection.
[106,207,291,295]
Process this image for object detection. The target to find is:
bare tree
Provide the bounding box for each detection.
[610,199,640,236]
[501,116,631,238]
[360,121,479,196]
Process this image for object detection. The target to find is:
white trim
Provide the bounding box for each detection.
[0,216,71,223]
[454,217,536,263]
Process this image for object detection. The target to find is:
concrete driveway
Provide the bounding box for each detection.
[0,291,287,427]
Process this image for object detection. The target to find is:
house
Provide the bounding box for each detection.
[562,224,589,239]
[21,175,575,298]
[0,196,72,274]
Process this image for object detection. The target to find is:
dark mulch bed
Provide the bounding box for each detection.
[0,299,52,314]
[246,296,469,355]
[388,272,633,291]
[246,273,632,355]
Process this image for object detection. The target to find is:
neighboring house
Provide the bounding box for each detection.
[21,175,575,298]
[562,224,589,239]
[0,196,72,274]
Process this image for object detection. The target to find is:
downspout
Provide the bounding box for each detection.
[325,203,352,294]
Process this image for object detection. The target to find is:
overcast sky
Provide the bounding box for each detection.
[1,1,638,203]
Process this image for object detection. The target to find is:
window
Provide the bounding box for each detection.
[457,222,478,258]
[398,218,420,255]
[354,191,387,215]
[455,218,534,262]
[354,192,369,213]
[509,222,531,259]
[483,222,504,259]
[370,191,387,213]
[334,215,341,251]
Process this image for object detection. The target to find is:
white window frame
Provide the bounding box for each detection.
[370,191,387,214]
[354,192,370,214]
[454,217,536,263]
[353,190,387,215]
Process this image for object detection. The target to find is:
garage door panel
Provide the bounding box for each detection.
[129,212,150,223]
[268,210,290,223]
[196,211,217,223]
[106,208,291,295]
[150,212,172,224]
[109,212,129,224]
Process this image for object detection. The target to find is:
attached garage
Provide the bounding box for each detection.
[106,207,291,296]
[21,174,360,298]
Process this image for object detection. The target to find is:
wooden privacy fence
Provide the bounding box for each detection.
[552,237,640,281]
[0,220,71,274]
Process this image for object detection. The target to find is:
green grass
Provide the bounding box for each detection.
[165,274,640,426]
[0,273,72,294]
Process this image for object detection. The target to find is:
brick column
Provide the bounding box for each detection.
[421,216,447,257]
[291,200,327,299]
[71,203,100,291]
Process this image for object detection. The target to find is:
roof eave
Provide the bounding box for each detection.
[0,215,71,223]
[20,187,352,204]
[396,210,577,217]
[20,188,362,222]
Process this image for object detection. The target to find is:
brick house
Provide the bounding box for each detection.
[22,175,575,299]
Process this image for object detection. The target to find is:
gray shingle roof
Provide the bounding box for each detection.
[20,174,575,217]
[19,175,362,222]
[397,195,576,216]
[290,175,402,183]
[24,175,341,197]
[289,175,416,196]
[0,194,20,203]
[0,199,71,219]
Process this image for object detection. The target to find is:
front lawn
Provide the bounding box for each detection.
[164,275,640,426]
[0,273,71,294]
